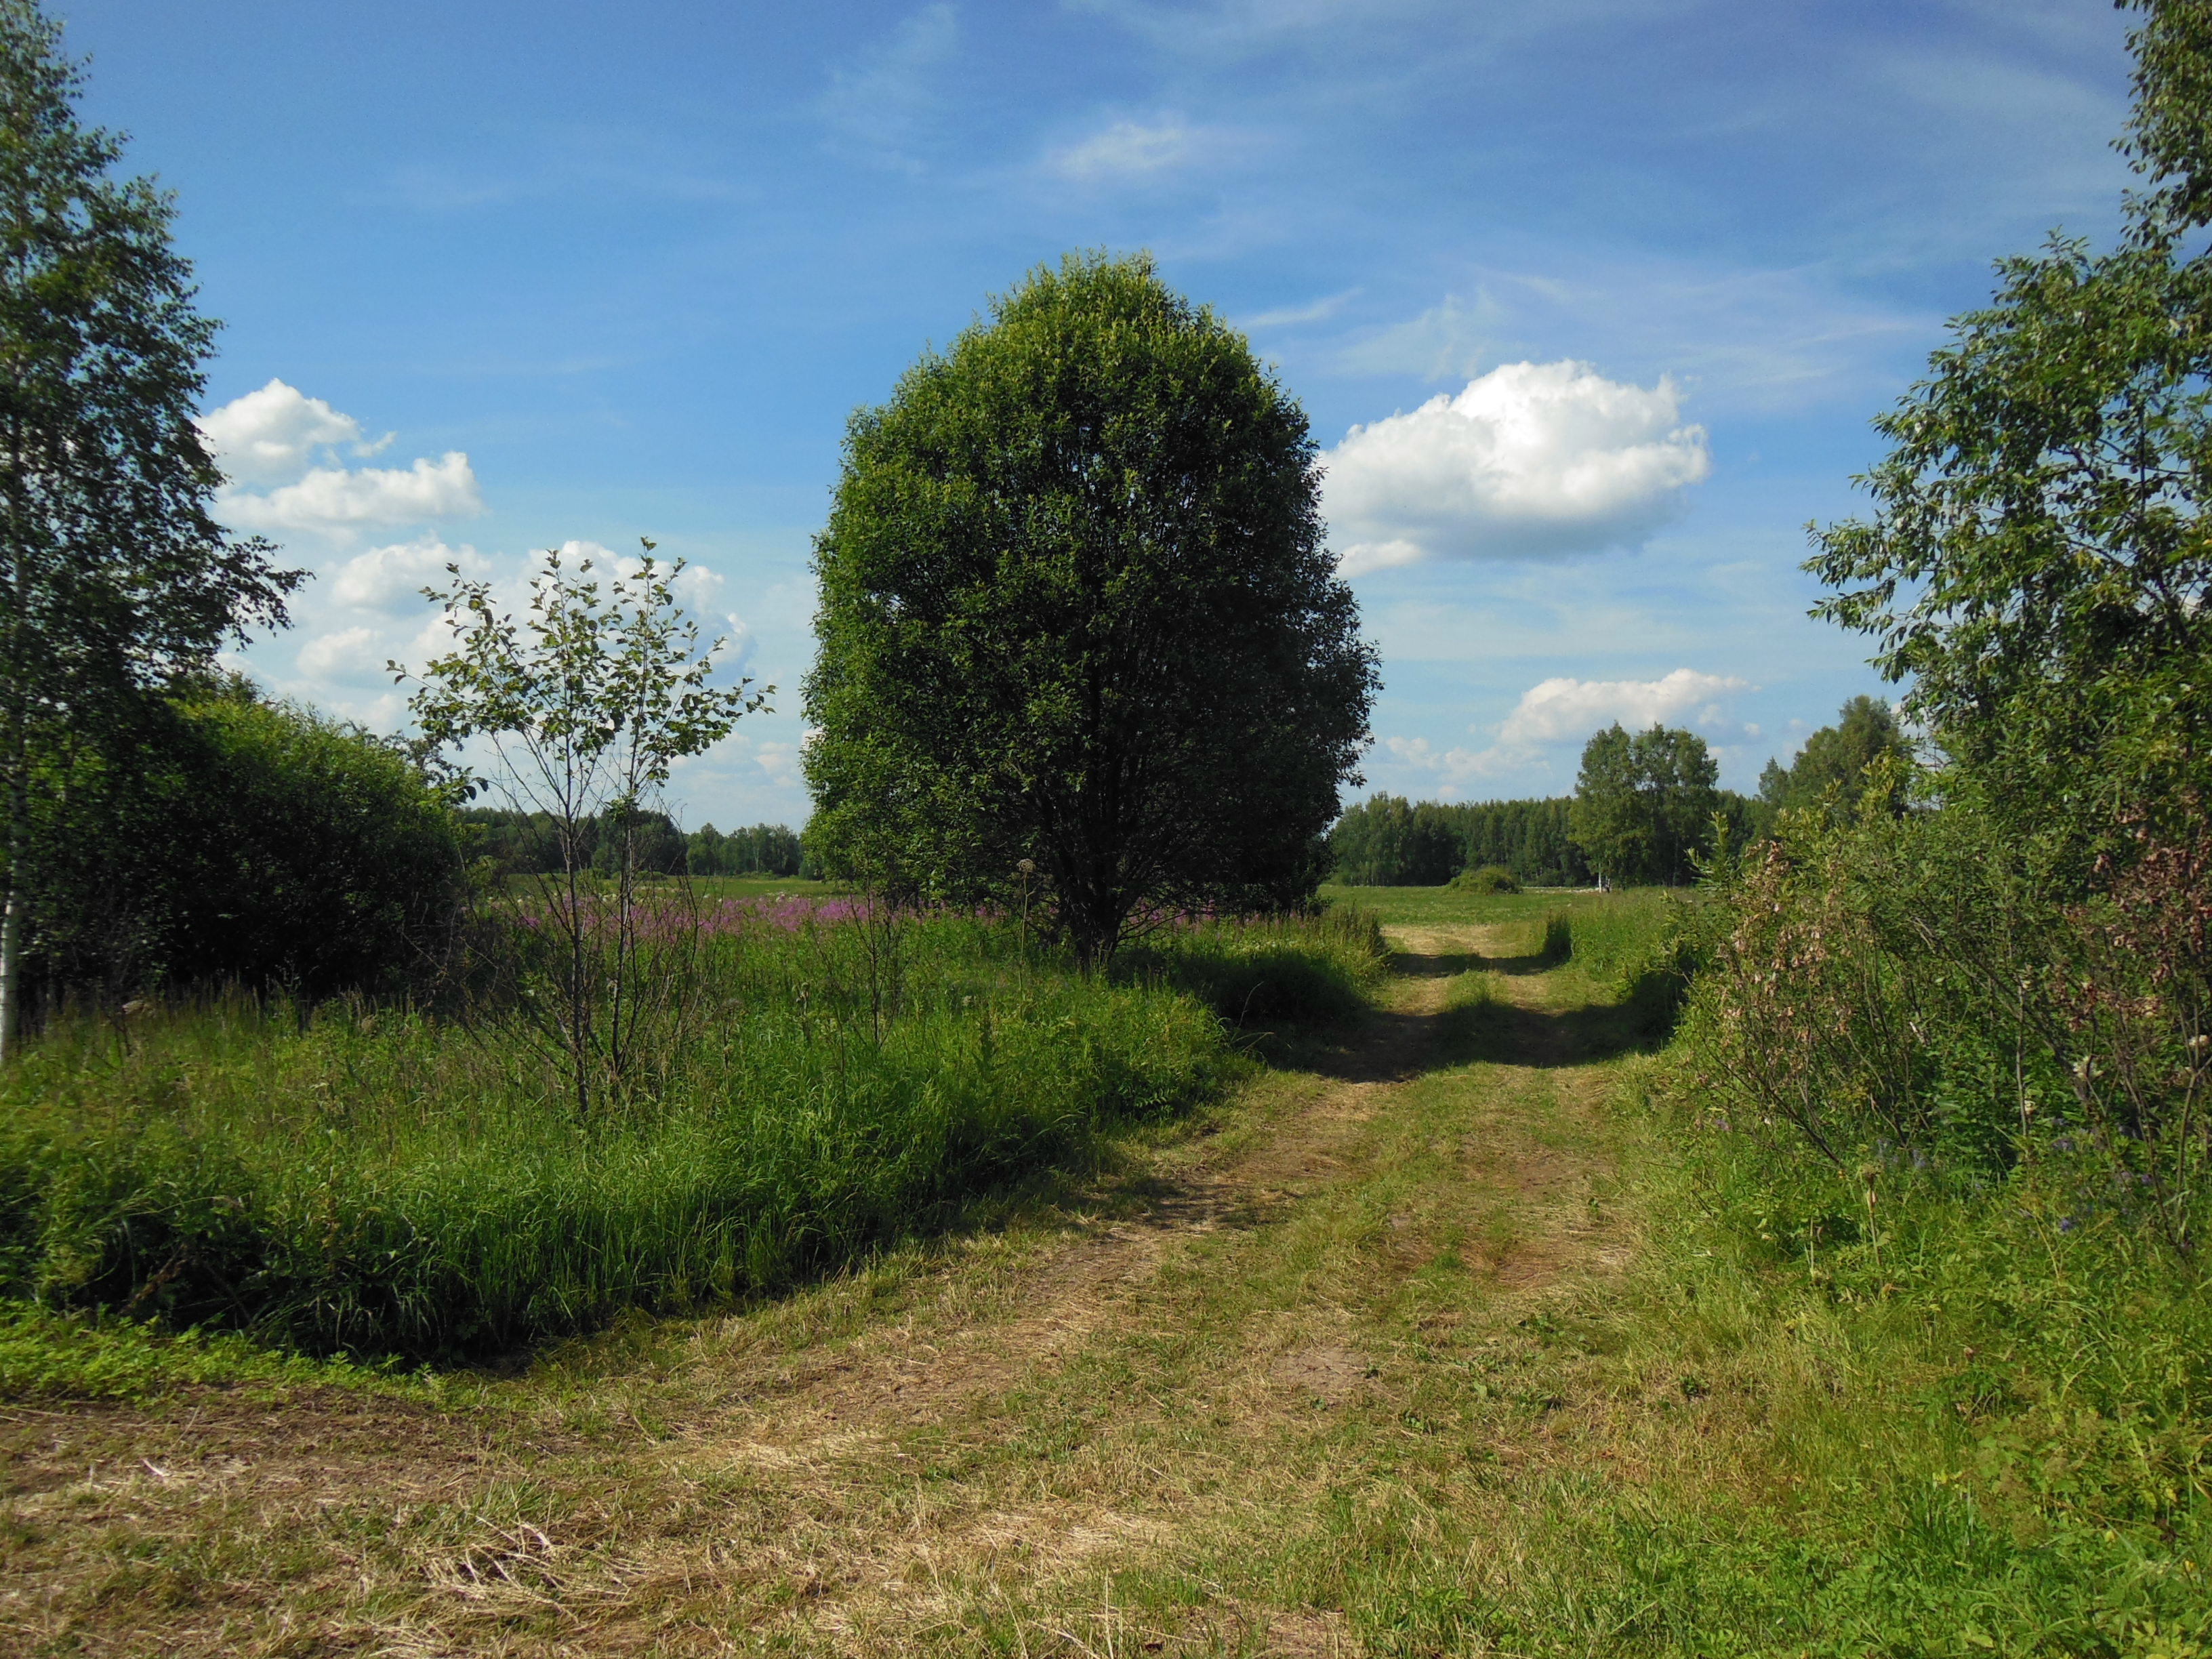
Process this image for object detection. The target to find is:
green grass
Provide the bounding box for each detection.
[1317,880,1596,930]
[0,910,1277,1362]
[8,884,2209,1654]
[0,1299,405,1399]
[1122,905,1389,1029]
[1430,1074,2212,1656]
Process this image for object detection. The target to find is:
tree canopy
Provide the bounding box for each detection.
[804,251,1377,962]
[1807,1,2212,872]
[1568,724,1720,887]
[1757,696,1909,819]
[0,1,300,1048]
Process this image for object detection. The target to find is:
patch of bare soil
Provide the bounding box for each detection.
[0,1386,544,1508]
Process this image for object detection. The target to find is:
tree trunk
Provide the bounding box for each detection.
[0,875,18,1063]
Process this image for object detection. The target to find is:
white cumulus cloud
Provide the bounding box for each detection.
[222,451,484,537]
[331,537,491,611]
[1496,668,1751,745]
[1322,359,1710,573]
[294,626,388,687]
[199,378,392,486]
[204,382,481,539]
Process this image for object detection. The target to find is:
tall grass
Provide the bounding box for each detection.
[1548,889,1704,1043]
[1475,1069,2212,1656]
[1122,905,1387,1027]
[0,908,1265,1361]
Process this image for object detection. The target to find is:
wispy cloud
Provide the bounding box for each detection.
[1332,264,1928,416]
[1333,293,1500,382]
[1239,288,1361,329]
[1048,115,1203,180]
[818,3,960,169]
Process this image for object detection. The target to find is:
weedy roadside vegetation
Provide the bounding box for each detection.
[0,902,1378,1367]
[1445,813,2212,1655]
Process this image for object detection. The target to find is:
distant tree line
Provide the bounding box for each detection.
[459,810,808,880]
[1332,697,1903,888]
[1328,796,1592,887]
[686,822,807,878]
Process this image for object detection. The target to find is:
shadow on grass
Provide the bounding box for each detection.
[1433,995,1660,1070]
[1351,941,1675,1076]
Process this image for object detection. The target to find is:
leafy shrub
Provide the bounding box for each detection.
[27,687,464,1000]
[1451,863,1520,895]
[1680,802,2212,1244]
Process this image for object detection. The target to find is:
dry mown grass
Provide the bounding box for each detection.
[2,919,1682,1658]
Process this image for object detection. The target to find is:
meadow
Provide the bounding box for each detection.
[5,883,2209,1656]
[0,897,1383,1363]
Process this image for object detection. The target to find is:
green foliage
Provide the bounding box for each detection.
[1329,794,1591,887]
[1806,234,2212,872]
[24,684,463,999]
[2118,0,2212,244]
[804,250,1377,963]
[0,0,302,1050]
[685,821,806,878]
[0,911,1242,1361]
[1452,864,1520,895]
[1758,695,1911,819]
[396,544,770,1118]
[1568,723,1720,886]
[1683,800,2212,1248]
[459,806,691,878]
[1591,28,2212,1638]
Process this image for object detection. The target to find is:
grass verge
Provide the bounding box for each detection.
[0,912,1272,1363]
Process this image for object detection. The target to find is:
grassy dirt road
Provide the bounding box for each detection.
[2,917,1666,1657]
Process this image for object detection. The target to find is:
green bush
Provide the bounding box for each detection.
[27,686,464,998]
[1576,798,2212,1647]
[1679,804,2210,1226]
[1451,863,1520,895]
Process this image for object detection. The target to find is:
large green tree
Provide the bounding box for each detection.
[1806,1,2212,872]
[805,251,1378,964]
[1568,723,1719,887]
[0,2,299,1054]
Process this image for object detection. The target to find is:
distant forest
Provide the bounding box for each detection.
[460,810,808,879]
[1327,796,1593,887]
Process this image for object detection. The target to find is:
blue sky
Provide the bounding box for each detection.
[68,0,2135,827]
